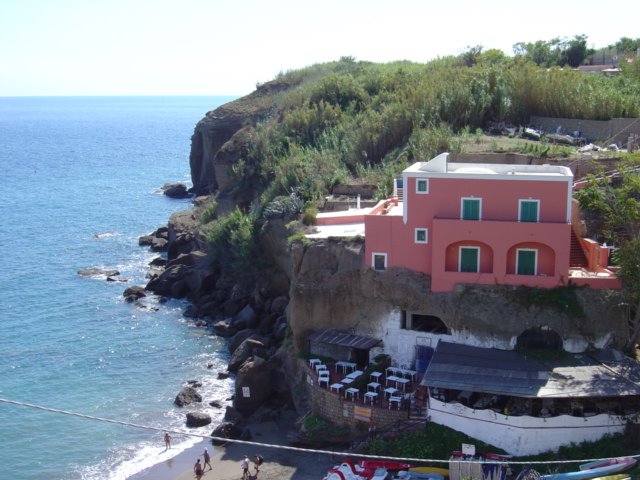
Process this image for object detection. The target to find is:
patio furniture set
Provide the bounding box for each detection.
[308,358,418,410]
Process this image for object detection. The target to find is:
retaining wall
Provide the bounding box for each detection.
[530,116,640,145]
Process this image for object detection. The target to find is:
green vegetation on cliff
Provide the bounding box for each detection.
[201,47,640,277]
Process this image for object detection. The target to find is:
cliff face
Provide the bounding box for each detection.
[288,238,629,356]
[189,80,295,196]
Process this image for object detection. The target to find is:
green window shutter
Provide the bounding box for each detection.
[520,201,538,222]
[462,199,480,220]
[460,247,479,273]
[517,250,536,275]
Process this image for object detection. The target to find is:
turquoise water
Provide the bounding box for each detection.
[0,96,236,480]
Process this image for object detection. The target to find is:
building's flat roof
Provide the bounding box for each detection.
[305,222,365,238]
[316,207,372,219]
[421,341,640,398]
[404,152,573,179]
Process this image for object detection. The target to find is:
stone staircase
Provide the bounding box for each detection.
[569,229,588,269]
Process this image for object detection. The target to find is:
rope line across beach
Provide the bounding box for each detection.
[1,397,638,466]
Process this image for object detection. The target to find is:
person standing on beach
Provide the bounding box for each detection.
[241,455,250,480]
[194,458,204,480]
[253,454,263,478]
[203,448,212,471]
[164,432,171,450]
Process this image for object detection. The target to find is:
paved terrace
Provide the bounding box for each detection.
[305,358,424,413]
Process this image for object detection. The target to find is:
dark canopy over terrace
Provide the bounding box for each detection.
[421,341,640,398]
[308,329,382,366]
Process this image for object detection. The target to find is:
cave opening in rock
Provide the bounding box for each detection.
[516,325,563,351]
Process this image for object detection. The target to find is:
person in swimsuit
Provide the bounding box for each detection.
[164,432,171,450]
[194,458,204,480]
[203,448,212,471]
[241,455,250,480]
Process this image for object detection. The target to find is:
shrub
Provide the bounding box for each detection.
[199,199,218,224]
[302,205,318,225]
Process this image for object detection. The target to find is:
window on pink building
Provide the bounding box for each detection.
[372,253,387,271]
[416,178,429,194]
[516,249,537,275]
[415,228,428,244]
[519,199,540,222]
[459,246,479,273]
[461,198,481,220]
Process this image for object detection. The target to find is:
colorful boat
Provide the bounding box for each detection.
[322,461,388,480]
[541,457,637,480]
[404,472,445,480]
[579,457,636,473]
[588,475,631,480]
[359,460,414,471]
[409,466,450,477]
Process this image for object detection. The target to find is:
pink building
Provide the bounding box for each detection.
[364,153,619,292]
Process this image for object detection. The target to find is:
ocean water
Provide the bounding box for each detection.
[0,96,236,480]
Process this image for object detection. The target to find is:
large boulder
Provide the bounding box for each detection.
[229,330,260,354]
[163,182,190,199]
[174,386,202,407]
[234,356,273,413]
[210,422,245,446]
[123,285,146,303]
[186,412,212,428]
[228,338,267,373]
[78,267,120,277]
[231,304,257,330]
[212,319,238,338]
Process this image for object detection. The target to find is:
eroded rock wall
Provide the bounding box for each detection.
[288,238,629,356]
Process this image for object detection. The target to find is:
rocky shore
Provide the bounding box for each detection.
[132,196,298,442]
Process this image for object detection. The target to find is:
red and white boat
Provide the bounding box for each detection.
[322,460,390,480]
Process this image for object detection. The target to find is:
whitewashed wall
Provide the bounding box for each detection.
[428,397,631,456]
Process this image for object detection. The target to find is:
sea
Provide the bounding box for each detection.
[0,96,237,480]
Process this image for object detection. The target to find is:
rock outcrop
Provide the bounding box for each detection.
[174,386,202,407]
[189,79,298,198]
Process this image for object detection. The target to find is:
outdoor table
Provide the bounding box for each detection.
[345,387,360,401]
[330,383,344,394]
[341,376,354,385]
[309,358,321,368]
[395,377,410,392]
[364,391,378,405]
[315,363,327,373]
[386,366,401,377]
[369,371,383,382]
[335,361,357,374]
[400,368,417,382]
[384,387,398,398]
[386,375,400,386]
[389,396,402,410]
[347,370,363,379]
[318,375,330,388]
[367,382,381,392]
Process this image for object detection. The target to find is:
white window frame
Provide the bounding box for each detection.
[516,248,538,275]
[415,228,429,244]
[458,246,480,273]
[416,178,429,194]
[460,197,482,220]
[519,199,540,223]
[372,252,388,271]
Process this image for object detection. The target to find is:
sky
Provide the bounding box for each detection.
[0,0,638,97]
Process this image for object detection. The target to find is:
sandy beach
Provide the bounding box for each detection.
[130,410,337,480]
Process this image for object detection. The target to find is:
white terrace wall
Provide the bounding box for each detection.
[530,116,640,145]
[428,397,630,456]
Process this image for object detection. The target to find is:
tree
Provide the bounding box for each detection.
[513,35,594,67]
[460,45,484,67]
[563,34,594,68]
[575,157,640,349]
